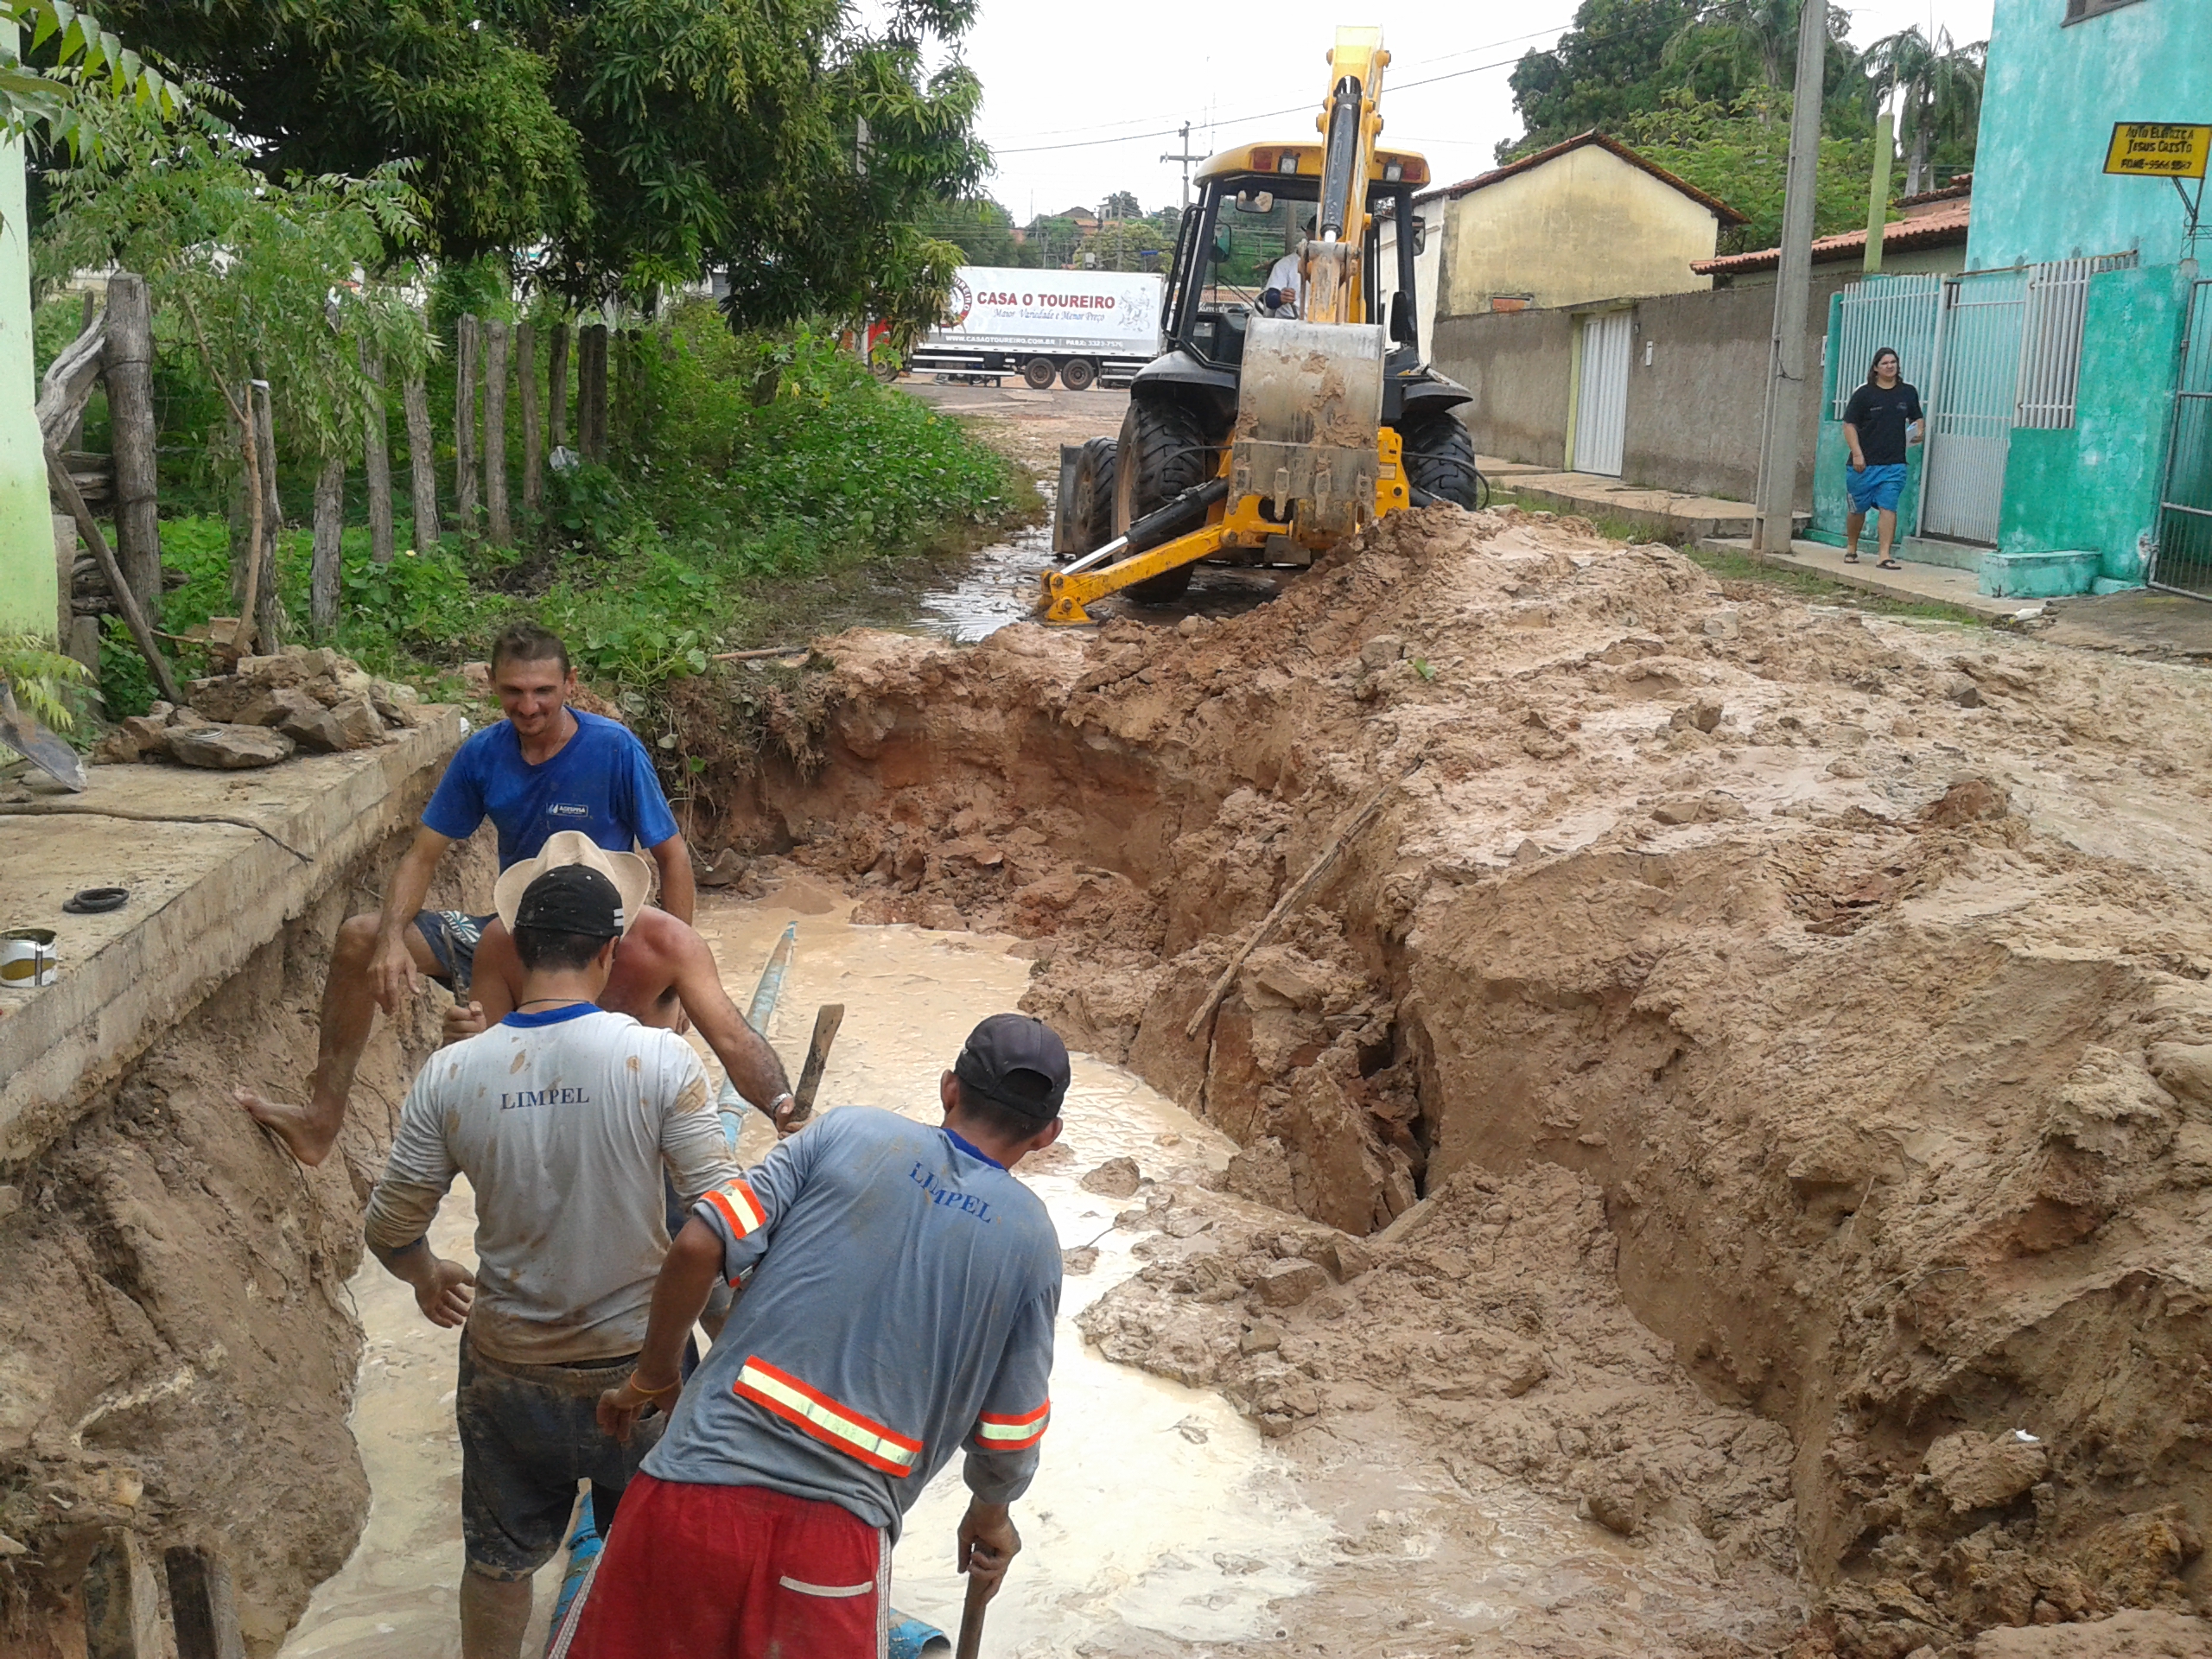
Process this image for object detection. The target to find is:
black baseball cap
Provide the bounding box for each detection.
[513,865,625,940]
[955,1014,1071,1122]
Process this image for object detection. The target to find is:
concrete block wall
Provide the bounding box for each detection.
[1432,274,1850,508]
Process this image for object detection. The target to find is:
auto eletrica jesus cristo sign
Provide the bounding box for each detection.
[2103,123,2210,180]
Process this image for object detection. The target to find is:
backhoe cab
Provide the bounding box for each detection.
[1043,26,1478,624]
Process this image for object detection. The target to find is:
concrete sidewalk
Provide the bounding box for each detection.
[0,711,468,1160]
[1696,534,2033,621]
[1478,456,1789,544]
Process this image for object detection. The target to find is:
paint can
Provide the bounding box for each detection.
[1,928,58,988]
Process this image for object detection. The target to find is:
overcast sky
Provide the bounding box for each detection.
[949,1,1994,226]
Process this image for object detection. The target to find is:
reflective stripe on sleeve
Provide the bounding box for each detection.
[974,1400,1050,1452]
[702,1179,767,1238]
[733,1357,924,1478]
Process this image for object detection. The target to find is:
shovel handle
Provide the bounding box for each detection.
[785,1003,843,1128]
[954,1570,991,1659]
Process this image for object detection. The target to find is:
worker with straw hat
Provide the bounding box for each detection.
[363,860,747,1659]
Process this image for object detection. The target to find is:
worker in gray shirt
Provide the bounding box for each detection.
[551,1014,1069,1659]
[363,863,740,1659]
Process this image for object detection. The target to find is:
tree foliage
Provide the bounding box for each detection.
[1863,26,1983,194]
[1507,0,1910,162]
[1,0,180,156]
[39,120,429,463]
[98,0,988,326]
[1614,89,1878,252]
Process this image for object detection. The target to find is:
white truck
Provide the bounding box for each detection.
[903,266,1165,391]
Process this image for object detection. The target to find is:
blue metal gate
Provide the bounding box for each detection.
[2151,279,2212,595]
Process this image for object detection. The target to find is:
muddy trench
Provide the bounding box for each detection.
[0,830,491,1658]
[12,495,2212,1656]
[681,505,2212,1656]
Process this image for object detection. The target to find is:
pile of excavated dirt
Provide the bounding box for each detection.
[695,504,2212,1655]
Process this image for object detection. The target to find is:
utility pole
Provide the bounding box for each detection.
[1162,123,1202,214]
[1751,0,1828,556]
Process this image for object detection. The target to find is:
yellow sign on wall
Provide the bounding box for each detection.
[2104,122,2211,180]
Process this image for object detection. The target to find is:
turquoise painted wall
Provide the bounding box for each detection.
[1995,261,2190,578]
[0,143,55,640]
[1969,0,2212,272]
[1808,291,1927,547]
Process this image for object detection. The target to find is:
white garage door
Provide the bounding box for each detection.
[1573,310,1632,478]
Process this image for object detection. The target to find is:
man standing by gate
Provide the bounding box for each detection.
[1843,346,1925,570]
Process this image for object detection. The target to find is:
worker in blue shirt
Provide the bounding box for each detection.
[238,623,694,1166]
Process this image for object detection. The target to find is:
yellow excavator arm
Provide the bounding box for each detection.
[1300,26,1389,327]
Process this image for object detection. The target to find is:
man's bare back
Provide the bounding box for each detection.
[456,909,795,1128]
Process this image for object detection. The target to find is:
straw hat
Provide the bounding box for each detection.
[493,830,654,937]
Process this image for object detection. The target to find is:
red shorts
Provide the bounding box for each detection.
[550,1472,888,1659]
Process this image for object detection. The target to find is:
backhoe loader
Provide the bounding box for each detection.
[1040,26,1478,624]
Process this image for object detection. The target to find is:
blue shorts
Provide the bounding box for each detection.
[415,909,493,995]
[1847,462,1908,514]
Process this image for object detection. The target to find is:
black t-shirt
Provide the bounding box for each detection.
[1843,380,1924,466]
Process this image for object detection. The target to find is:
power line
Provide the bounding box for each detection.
[990,52,1536,156]
[982,26,1562,146]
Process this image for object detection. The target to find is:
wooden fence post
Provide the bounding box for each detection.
[517,320,542,518]
[484,319,511,545]
[310,455,343,634]
[247,379,283,649]
[104,272,162,613]
[454,314,479,534]
[403,372,437,549]
[547,321,570,452]
[361,343,394,563]
[578,323,607,462]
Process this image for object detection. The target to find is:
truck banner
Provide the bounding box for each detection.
[928,267,1164,356]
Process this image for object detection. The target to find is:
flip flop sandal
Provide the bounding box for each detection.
[1842,552,1860,563]
[61,887,129,914]
[1877,559,1904,570]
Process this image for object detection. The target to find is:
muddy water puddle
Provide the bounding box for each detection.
[912,480,1290,643]
[287,890,1764,1656]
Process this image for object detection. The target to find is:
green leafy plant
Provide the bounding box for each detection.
[0,633,93,731]
[0,0,181,158]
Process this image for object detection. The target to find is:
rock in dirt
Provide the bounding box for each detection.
[1584,1479,1644,1536]
[168,722,296,769]
[1252,1258,1327,1307]
[1971,1611,2212,1656]
[118,713,171,757]
[1946,673,1984,707]
[327,695,385,749]
[1061,1246,1099,1275]
[1079,1156,1141,1198]
[1924,1429,2049,1513]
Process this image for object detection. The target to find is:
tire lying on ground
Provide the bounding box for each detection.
[1112,393,1214,604]
[1401,413,1485,509]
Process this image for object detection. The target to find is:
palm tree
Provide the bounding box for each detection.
[1865,26,1986,195]
[1664,0,1797,101]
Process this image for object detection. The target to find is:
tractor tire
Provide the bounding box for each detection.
[1061,357,1097,391]
[1112,393,1214,604]
[1400,413,1486,510]
[1023,358,1058,391]
[1067,436,1118,554]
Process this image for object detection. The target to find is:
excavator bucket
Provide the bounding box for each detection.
[1230,316,1387,543]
